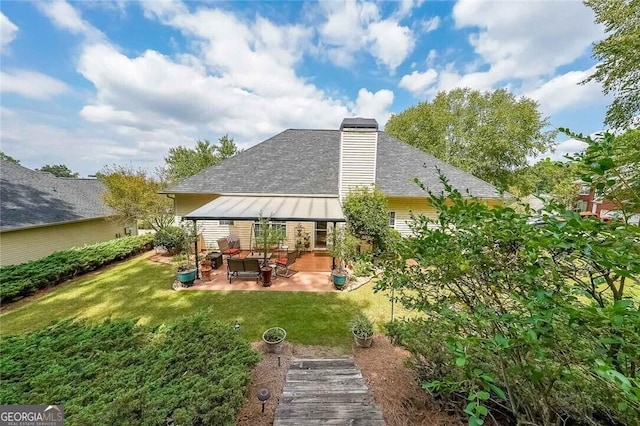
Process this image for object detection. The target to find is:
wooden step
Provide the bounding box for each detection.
[274,357,385,425]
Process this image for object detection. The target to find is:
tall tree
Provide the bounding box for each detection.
[37,164,79,178]
[510,158,583,206]
[98,165,173,230]
[0,151,20,164]
[583,0,640,130]
[163,135,240,183]
[385,88,556,190]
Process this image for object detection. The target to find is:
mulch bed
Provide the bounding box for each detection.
[236,337,464,425]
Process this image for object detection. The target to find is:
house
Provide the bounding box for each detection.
[575,181,640,225]
[163,118,507,251]
[0,160,134,266]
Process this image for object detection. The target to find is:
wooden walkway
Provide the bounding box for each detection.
[274,357,385,425]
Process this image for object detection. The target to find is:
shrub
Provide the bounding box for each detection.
[377,175,640,426]
[153,226,188,255]
[0,234,153,304]
[0,312,259,425]
[349,314,374,338]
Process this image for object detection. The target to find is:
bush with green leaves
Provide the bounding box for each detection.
[342,185,390,252]
[0,234,153,304]
[153,226,188,255]
[377,175,640,426]
[0,312,259,425]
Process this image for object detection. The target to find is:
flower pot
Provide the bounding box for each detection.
[177,269,197,286]
[261,266,273,287]
[262,327,286,353]
[353,331,373,348]
[332,271,347,289]
[200,266,212,281]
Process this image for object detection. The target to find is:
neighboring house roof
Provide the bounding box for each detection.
[0,160,113,231]
[165,129,504,199]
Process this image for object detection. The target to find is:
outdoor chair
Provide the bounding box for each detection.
[275,251,298,278]
[217,237,240,258]
[227,258,261,283]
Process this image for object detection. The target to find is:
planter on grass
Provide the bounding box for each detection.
[350,314,374,348]
[177,268,197,287]
[262,327,286,353]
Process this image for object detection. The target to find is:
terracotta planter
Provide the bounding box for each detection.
[200,266,212,281]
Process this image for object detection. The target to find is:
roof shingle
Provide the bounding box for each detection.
[0,160,114,231]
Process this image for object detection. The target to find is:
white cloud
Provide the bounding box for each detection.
[0,12,18,52]
[367,20,414,73]
[0,69,70,99]
[422,16,440,33]
[399,69,438,96]
[354,88,394,124]
[525,66,604,115]
[317,0,414,72]
[35,0,102,39]
[534,138,588,163]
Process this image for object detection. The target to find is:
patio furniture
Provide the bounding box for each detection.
[275,251,298,277]
[227,258,261,283]
[217,237,240,257]
[207,252,223,269]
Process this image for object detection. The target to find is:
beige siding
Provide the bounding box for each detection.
[339,130,377,200]
[0,219,125,266]
[174,194,218,217]
[387,197,506,236]
[386,197,438,236]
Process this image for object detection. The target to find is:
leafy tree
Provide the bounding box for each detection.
[385,88,556,190]
[98,165,173,230]
[342,186,390,251]
[0,151,20,164]
[163,135,240,183]
[583,0,640,129]
[563,128,640,222]
[510,158,582,205]
[378,174,640,426]
[37,164,79,178]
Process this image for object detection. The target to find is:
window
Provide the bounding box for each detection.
[575,200,588,212]
[579,185,590,196]
[254,221,286,238]
[388,211,396,228]
[219,220,234,226]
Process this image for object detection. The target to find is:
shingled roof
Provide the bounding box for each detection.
[165,129,504,199]
[0,160,114,231]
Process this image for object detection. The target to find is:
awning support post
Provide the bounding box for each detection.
[192,220,199,279]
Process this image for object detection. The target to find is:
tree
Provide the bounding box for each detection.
[342,186,390,252]
[385,88,556,190]
[583,0,640,130]
[0,151,20,164]
[37,164,79,178]
[563,128,640,221]
[98,165,173,230]
[510,158,583,206]
[162,135,240,183]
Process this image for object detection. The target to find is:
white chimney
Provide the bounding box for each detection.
[338,118,378,201]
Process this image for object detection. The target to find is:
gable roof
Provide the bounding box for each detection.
[0,160,114,231]
[165,129,504,199]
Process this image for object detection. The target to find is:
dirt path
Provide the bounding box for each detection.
[237,337,463,425]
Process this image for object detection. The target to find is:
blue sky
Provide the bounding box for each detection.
[1,0,608,176]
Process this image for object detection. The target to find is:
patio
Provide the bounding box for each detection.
[184,251,337,292]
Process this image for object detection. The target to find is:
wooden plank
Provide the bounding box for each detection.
[274,418,385,426]
[282,384,368,393]
[286,368,362,377]
[285,377,364,386]
[279,393,373,404]
[276,406,384,421]
[289,358,355,370]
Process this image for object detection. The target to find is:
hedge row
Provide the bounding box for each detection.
[0,313,260,425]
[0,234,154,304]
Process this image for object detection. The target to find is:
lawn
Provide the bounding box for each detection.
[0,253,404,348]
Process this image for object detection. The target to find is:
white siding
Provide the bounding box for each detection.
[339,130,377,200]
[387,197,438,237]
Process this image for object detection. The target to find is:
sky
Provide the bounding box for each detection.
[0,0,608,177]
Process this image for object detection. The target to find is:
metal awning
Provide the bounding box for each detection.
[183,196,345,222]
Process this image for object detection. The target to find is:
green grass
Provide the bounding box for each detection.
[0,255,405,348]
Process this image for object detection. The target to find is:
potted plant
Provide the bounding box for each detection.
[255,215,286,286]
[262,326,286,353]
[327,226,357,289]
[176,258,197,286]
[303,232,311,250]
[350,314,374,348]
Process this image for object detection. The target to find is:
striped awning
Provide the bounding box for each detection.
[183,196,345,222]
